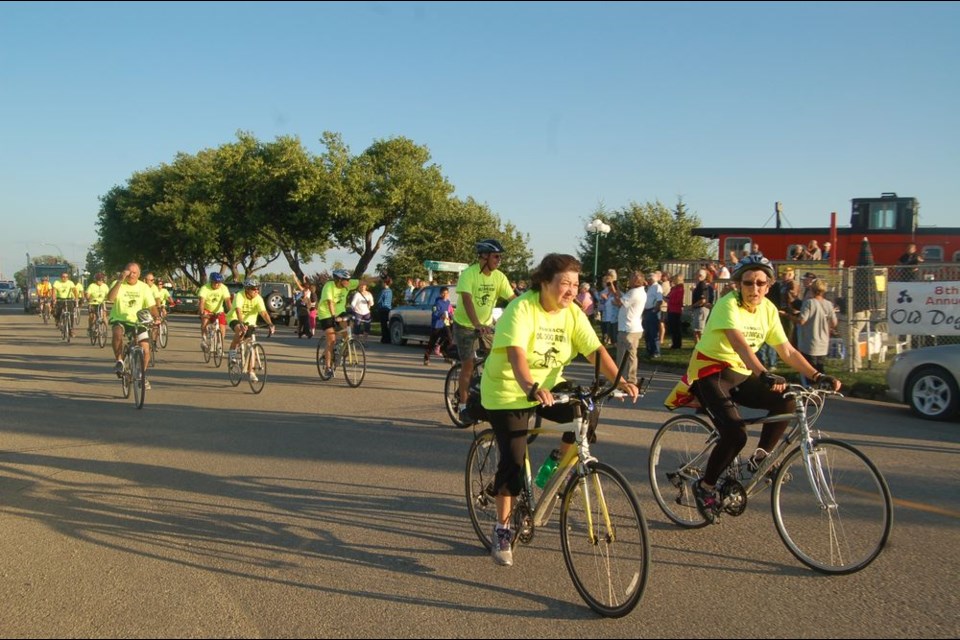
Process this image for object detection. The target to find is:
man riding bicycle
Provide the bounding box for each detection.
[198,272,232,349]
[107,263,161,389]
[664,254,842,523]
[85,272,110,335]
[52,271,80,335]
[316,269,359,378]
[227,279,276,382]
[36,275,53,317]
[453,239,516,424]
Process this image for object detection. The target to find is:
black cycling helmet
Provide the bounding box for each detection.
[475,239,504,255]
[732,254,775,282]
[332,268,351,280]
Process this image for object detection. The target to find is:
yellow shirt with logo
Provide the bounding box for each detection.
[227,291,266,325]
[316,279,359,320]
[198,283,231,313]
[453,264,514,328]
[53,280,77,300]
[86,282,110,305]
[109,280,157,324]
[481,290,601,410]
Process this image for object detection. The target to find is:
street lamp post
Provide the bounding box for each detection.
[585,219,611,285]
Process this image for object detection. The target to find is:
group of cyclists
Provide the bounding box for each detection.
[32,243,845,569]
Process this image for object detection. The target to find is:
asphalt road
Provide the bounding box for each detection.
[1,306,958,638]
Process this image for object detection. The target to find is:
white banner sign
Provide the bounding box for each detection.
[886,281,960,336]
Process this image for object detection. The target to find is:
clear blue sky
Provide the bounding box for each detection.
[2,1,958,279]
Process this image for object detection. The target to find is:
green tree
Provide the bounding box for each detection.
[578,198,710,281]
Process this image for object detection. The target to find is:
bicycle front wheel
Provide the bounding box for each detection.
[772,438,893,574]
[249,343,266,394]
[560,462,649,618]
[444,362,470,428]
[131,349,145,409]
[212,331,223,368]
[97,321,108,348]
[228,350,243,387]
[648,414,716,528]
[316,336,334,380]
[342,339,367,387]
[121,355,131,399]
[158,320,168,349]
[464,429,499,551]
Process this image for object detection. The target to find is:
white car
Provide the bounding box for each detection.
[0,281,21,304]
[886,344,960,421]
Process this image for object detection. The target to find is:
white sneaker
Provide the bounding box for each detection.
[249,372,259,383]
[143,380,152,390]
[491,526,513,566]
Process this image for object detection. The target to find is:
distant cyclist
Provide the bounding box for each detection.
[316,269,359,378]
[664,254,841,523]
[198,273,232,349]
[453,239,515,423]
[36,276,53,317]
[85,272,110,335]
[107,263,160,388]
[226,279,276,381]
[52,271,79,334]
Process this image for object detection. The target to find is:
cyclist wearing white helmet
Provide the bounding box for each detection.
[664,254,841,524]
[453,239,516,423]
[317,268,360,378]
[226,279,276,371]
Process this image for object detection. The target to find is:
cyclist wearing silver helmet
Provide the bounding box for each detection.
[226,279,276,377]
[317,268,359,377]
[453,239,516,423]
[664,254,841,524]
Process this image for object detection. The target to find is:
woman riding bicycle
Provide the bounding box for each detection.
[480,253,639,566]
[664,254,842,523]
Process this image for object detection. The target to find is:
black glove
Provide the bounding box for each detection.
[816,374,839,390]
[760,371,787,389]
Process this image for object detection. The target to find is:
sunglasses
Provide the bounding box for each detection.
[741,279,769,288]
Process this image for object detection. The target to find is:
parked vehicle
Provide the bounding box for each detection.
[886,344,960,421]
[226,282,294,325]
[388,285,503,345]
[0,281,21,304]
[170,289,200,314]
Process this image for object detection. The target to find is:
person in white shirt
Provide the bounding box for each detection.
[349,281,375,338]
[615,272,648,384]
[642,272,663,358]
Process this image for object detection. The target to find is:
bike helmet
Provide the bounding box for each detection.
[210,273,224,283]
[136,309,154,323]
[732,254,775,282]
[332,269,351,280]
[475,239,504,255]
[243,278,259,288]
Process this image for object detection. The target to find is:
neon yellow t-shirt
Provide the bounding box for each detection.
[316,279,359,320]
[53,280,77,300]
[198,283,231,313]
[227,291,266,325]
[86,282,110,305]
[155,287,171,306]
[480,290,601,410]
[109,280,157,324]
[453,264,514,328]
[693,291,788,376]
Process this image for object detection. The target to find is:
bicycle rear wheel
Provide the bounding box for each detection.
[464,429,499,551]
[248,343,266,394]
[648,414,715,528]
[444,362,470,428]
[131,348,145,409]
[772,438,892,574]
[228,349,243,387]
[342,339,367,387]
[158,320,168,348]
[212,331,223,367]
[560,461,649,618]
[316,336,334,380]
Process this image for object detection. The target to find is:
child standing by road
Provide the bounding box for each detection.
[424,287,454,365]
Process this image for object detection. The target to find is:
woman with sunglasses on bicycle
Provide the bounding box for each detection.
[664,254,841,523]
[480,253,639,566]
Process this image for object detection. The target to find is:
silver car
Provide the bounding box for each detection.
[0,281,21,304]
[886,344,960,421]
